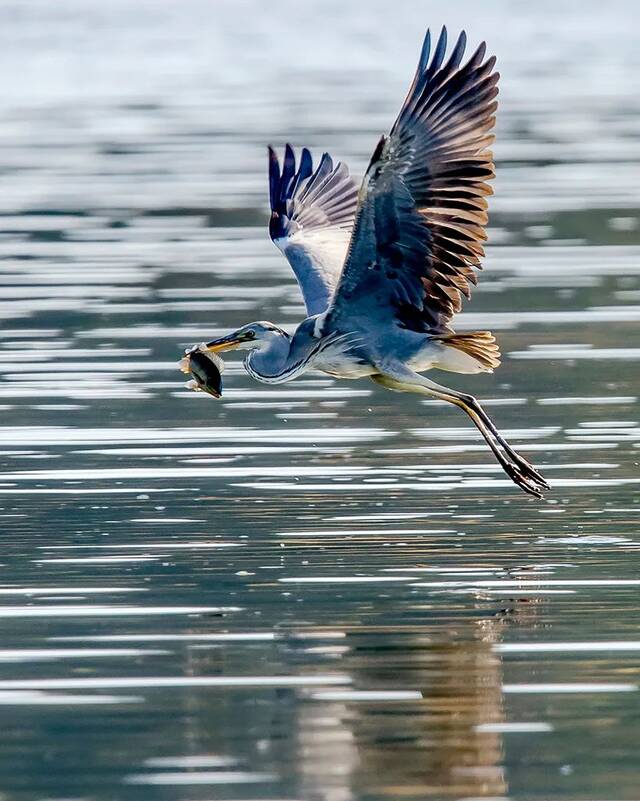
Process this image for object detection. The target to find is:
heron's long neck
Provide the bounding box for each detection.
[245,332,299,384]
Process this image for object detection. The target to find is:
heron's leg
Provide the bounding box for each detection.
[374,371,536,494]
[448,391,548,492]
[372,366,548,497]
[452,391,547,486]
[402,374,548,488]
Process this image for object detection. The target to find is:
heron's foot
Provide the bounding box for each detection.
[504,463,543,498]
[500,449,549,498]
[502,444,549,493]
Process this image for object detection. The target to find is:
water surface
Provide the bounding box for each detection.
[0,1,639,799]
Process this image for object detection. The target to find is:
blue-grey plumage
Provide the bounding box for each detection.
[182,26,549,498]
[268,145,359,315]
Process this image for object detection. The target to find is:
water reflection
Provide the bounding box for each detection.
[308,632,509,800]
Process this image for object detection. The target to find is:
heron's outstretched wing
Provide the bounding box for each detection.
[268,144,359,316]
[326,28,498,334]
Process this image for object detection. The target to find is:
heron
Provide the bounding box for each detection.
[182,27,549,498]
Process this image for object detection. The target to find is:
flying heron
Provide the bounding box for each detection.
[182,27,549,498]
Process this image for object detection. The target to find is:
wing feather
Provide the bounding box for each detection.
[327,27,498,334]
[269,145,359,316]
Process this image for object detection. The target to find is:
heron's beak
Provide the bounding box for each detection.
[204,332,245,353]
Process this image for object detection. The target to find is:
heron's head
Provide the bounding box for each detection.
[204,322,287,353]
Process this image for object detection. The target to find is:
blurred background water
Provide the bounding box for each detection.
[0,0,639,799]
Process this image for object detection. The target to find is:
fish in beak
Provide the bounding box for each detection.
[179,344,225,398]
[179,329,256,397]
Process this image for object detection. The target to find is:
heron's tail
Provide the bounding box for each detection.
[433,331,501,373]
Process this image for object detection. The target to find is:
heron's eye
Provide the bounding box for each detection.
[245,330,256,340]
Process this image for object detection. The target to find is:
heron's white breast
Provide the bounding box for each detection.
[314,352,376,379]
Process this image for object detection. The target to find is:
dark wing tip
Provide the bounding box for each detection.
[280,143,296,203]
[284,142,295,164]
[268,145,281,211]
[469,40,488,67]
[431,26,448,72]
[300,146,313,175]
[452,30,467,63]
[321,151,334,171]
[417,29,431,73]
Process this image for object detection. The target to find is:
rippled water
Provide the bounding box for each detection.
[1,0,640,798]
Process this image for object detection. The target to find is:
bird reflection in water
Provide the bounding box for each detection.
[292,599,539,800]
